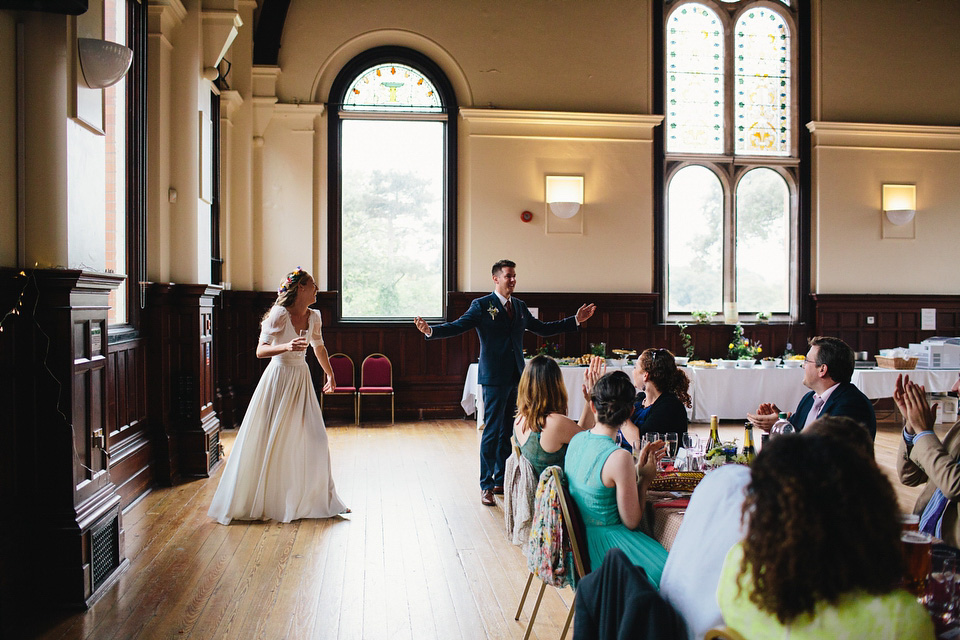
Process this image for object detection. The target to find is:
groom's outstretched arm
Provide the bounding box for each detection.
[414,299,483,340]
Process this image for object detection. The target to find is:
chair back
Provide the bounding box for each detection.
[550,467,591,580]
[328,353,355,388]
[361,353,393,388]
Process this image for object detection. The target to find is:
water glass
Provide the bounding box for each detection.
[926,549,958,620]
[643,432,661,449]
[683,433,699,451]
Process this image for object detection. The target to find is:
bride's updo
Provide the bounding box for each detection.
[275,267,309,307]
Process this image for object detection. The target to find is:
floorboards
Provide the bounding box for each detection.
[27,413,929,640]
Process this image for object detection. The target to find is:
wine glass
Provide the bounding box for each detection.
[665,432,679,458]
[683,433,699,451]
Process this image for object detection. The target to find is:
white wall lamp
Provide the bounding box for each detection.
[545,175,584,219]
[882,184,916,226]
[77,38,133,89]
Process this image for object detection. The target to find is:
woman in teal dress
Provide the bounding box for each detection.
[513,355,602,478]
[564,370,669,586]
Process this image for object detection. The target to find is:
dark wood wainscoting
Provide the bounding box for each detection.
[106,337,152,508]
[812,294,960,356]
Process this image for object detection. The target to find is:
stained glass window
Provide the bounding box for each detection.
[343,64,443,113]
[735,8,791,155]
[666,4,724,153]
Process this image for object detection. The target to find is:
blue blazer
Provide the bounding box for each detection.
[428,293,579,386]
[789,381,877,440]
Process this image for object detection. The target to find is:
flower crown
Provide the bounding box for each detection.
[278,266,304,294]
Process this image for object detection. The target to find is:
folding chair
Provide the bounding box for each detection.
[358,353,394,424]
[320,353,358,425]
[515,466,590,640]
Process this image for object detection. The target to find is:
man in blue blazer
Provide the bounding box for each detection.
[415,260,596,505]
[748,336,877,440]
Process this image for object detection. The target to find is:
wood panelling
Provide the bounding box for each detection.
[812,294,960,356]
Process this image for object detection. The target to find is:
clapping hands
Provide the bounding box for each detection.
[747,402,783,432]
[637,439,666,485]
[581,355,607,400]
[896,373,937,435]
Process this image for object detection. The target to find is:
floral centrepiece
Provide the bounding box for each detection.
[537,342,561,358]
[728,323,761,360]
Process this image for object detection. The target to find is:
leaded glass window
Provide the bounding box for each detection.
[666,4,724,153]
[735,8,791,155]
[330,49,456,321]
[663,0,799,319]
[343,63,442,113]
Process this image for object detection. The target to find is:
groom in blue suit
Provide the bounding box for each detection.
[415,260,596,505]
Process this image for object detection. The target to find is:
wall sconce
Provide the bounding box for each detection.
[882,184,916,226]
[545,175,584,219]
[77,38,133,89]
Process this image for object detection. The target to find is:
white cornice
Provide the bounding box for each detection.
[460,109,663,141]
[807,121,960,151]
[252,65,282,98]
[201,10,243,69]
[147,0,187,37]
[272,102,325,128]
[220,90,243,121]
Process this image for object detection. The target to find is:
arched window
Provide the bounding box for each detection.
[328,48,457,320]
[662,0,799,320]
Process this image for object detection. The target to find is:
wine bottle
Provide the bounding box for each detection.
[707,415,722,454]
[742,421,756,464]
[770,412,795,437]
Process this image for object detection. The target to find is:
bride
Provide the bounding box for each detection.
[208,267,349,524]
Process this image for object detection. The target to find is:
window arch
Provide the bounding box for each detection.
[662,0,800,320]
[328,47,458,321]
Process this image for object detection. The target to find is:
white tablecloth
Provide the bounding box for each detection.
[461,363,960,427]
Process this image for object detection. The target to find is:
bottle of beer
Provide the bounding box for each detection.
[770,412,795,437]
[707,415,722,454]
[742,421,756,464]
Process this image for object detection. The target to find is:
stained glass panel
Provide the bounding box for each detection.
[343,63,443,112]
[735,8,791,156]
[667,165,724,313]
[666,4,724,154]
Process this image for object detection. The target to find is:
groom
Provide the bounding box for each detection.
[414,259,596,506]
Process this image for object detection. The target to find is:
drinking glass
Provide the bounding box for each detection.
[900,513,920,532]
[902,530,934,598]
[683,433,699,451]
[665,433,679,458]
[643,432,661,449]
[926,549,958,620]
[632,440,642,464]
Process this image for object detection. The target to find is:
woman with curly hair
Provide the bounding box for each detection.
[564,371,669,585]
[209,267,349,524]
[618,348,691,452]
[513,355,602,478]
[718,434,932,638]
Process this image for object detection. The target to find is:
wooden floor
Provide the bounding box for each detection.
[30,412,937,640]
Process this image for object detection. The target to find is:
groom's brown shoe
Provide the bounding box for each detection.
[481,489,495,506]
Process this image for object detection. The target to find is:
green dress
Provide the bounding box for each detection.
[564,431,668,586]
[520,430,567,479]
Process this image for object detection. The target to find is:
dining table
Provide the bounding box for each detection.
[461,362,960,426]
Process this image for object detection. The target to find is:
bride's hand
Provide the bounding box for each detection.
[288,336,308,352]
[323,375,336,393]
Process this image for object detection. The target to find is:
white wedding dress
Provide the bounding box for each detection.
[208,305,347,524]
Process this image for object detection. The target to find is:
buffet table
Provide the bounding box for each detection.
[461,362,960,426]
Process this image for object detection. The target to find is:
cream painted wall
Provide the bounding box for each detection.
[275,0,652,113]
[259,113,320,287]
[0,14,16,267]
[818,0,960,125]
[809,123,960,294]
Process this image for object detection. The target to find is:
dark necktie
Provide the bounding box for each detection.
[505,298,514,320]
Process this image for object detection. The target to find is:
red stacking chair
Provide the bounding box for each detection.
[321,353,358,425]
[358,353,394,424]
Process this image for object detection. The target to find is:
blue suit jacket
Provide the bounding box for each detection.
[788,381,877,440]
[428,293,579,385]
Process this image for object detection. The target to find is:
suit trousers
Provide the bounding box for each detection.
[480,382,519,490]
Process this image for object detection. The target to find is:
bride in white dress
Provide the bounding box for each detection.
[209,267,348,524]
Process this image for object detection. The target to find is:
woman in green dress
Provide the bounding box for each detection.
[564,370,669,586]
[513,355,602,478]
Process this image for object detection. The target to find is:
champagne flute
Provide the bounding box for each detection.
[665,432,679,458]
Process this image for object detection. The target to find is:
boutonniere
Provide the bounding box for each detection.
[487,302,499,320]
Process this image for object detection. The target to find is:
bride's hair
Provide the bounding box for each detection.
[262,267,310,322]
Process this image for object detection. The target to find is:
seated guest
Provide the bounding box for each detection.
[748,336,876,439]
[718,434,933,639]
[564,371,669,586]
[618,348,690,452]
[802,415,875,461]
[895,373,960,547]
[513,355,602,478]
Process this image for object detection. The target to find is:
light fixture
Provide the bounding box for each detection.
[882,184,916,226]
[77,38,133,89]
[545,175,584,219]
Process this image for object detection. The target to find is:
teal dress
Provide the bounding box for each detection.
[564,431,668,586]
[520,431,567,479]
